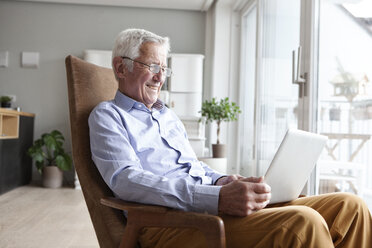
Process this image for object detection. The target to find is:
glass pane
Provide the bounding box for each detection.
[256,0,301,176]
[317,0,372,202]
[239,5,257,176]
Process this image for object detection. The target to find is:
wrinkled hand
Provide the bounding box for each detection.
[218,177,271,216]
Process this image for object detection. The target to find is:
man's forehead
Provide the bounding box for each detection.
[139,42,166,55]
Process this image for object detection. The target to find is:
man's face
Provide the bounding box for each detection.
[119,42,167,109]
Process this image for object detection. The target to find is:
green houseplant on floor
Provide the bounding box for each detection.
[200,97,241,158]
[27,130,72,188]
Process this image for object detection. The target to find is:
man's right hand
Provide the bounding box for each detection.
[218,177,271,216]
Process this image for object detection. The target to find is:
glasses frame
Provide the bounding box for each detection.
[121,56,172,77]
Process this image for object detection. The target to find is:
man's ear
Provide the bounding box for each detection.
[113,56,126,79]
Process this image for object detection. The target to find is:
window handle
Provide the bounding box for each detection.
[292,46,307,97]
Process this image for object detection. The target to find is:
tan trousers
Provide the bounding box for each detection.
[139,193,372,248]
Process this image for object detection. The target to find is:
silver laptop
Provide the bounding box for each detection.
[264,129,327,204]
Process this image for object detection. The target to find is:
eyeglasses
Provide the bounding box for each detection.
[122,56,172,77]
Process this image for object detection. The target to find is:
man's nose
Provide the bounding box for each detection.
[153,69,165,81]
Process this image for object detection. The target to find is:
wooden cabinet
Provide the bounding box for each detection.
[0,108,35,195]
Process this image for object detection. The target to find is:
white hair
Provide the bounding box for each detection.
[112,28,170,72]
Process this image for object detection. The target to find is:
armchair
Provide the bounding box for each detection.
[65,55,226,248]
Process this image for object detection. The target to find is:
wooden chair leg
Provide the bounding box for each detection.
[119,223,141,248]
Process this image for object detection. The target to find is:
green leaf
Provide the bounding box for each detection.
[200,97,242,142]
[36,161,44,174]
[27,146,45,163]
[44,135,57,150]
[55,153,72,171]
[51,130,64,143]
[200,97,241,124]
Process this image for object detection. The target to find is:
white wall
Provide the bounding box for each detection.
[0,0,207,182]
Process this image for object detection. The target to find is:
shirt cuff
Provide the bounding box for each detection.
[193,184,221,215]
[211,173,227,185]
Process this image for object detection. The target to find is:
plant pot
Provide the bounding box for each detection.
[1,102,11,108]
[212,144,226,158]
[42,166,63,188]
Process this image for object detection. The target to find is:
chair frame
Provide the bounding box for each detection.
[101,197,225,248]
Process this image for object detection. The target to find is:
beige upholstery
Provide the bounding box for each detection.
[65,55,125,247]
[65,55,226,248]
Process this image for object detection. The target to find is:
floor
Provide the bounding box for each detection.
[1,184,371,248]
[0,184,99,248]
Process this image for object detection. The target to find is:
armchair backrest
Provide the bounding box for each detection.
[65,55,125,247]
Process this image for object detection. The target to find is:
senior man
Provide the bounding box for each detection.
[88,28,371,248]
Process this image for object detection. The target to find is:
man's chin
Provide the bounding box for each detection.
[144,98,158,108]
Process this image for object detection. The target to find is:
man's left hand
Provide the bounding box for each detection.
[215,174,244,185]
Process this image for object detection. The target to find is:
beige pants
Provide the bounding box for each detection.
[139,193,372,248]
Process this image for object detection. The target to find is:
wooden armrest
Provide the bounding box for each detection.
[101,197,225,248]
[101,197,169,213]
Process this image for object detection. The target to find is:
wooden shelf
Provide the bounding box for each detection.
[0,107,35,117]
[0,113,19,139]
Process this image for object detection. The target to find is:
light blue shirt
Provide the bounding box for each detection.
[88,90,225,215]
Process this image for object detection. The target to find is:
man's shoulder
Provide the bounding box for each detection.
[91,100,115,114]
[88,100,120,123]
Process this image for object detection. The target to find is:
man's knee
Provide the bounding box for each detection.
[327,192,367,212]
[275,206,332,247]
[286,206,327,228]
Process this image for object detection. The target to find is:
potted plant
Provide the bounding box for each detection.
[200,97,241,158]
[0,95,13,108]
[27,130,72,188]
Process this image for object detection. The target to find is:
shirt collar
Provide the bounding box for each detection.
[114,90,165,112]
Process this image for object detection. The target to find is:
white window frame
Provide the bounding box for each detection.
[229,0,320,194]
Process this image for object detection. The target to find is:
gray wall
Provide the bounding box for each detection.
[0,0,206,183]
